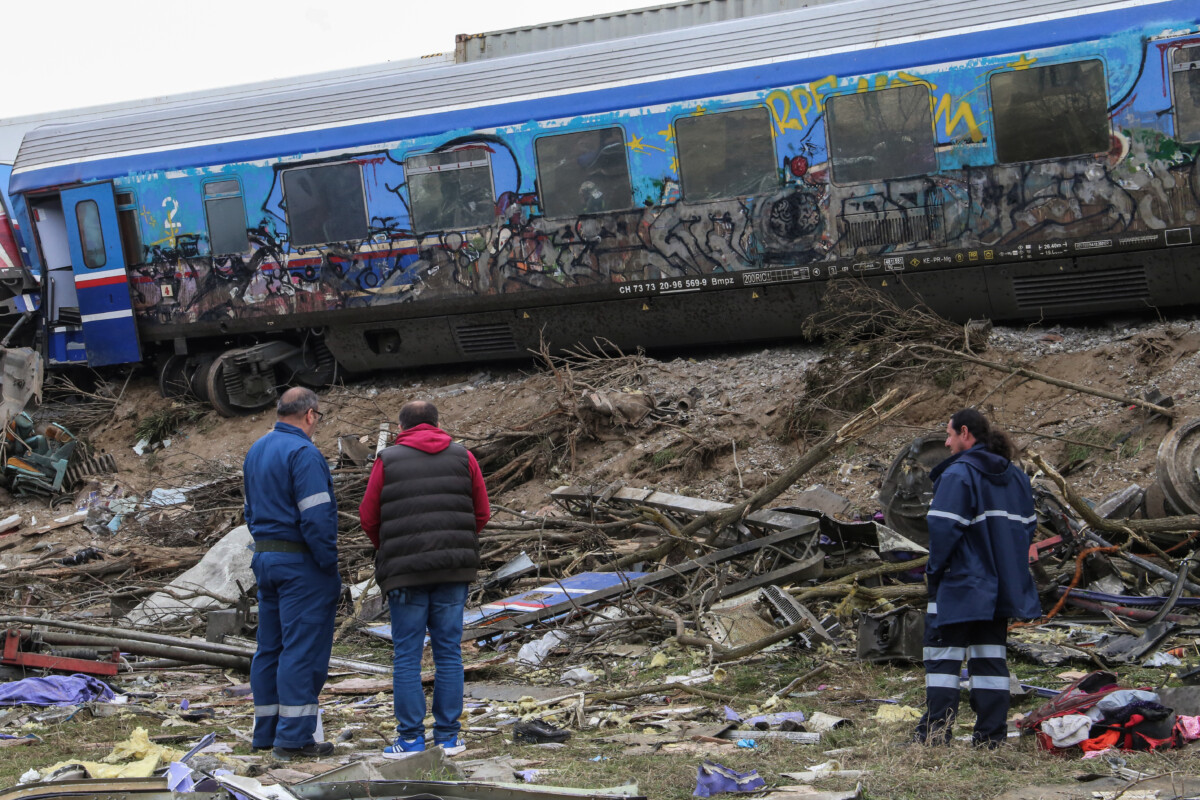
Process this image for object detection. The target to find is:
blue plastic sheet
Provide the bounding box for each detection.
[694,761,766,797]
[0,674,115,706]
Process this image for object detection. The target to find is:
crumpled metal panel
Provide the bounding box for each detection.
[0,777,181,800]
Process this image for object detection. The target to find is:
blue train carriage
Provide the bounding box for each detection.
[5,0,1200,415]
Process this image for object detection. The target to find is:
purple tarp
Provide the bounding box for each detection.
[694,761,766,797]
[723,705,807,727]
[0,674,115,706]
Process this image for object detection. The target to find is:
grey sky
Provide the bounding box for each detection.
[3,0,644,118]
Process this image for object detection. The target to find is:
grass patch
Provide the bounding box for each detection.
[1062,425,1149,470]
[651,448,679,470]
[134,404,208,445]
[0,712,152,789]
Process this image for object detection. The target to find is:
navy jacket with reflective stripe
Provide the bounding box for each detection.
[925,444,1041,625]
[243,422,339,571]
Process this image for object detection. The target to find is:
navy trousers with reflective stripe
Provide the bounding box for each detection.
[914,615,1010,747]
[250,551,341,750]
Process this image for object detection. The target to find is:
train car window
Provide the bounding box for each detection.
[1171,45,1200,142]
[534,128,633,217]
[826,85,936,185]
[675,107,777,201]
[406,150,496,232]
[115,191,143,266]
[282,162,369,246]
[990,60,1110,163]
[204,180,249,255]
[75,200,106,269]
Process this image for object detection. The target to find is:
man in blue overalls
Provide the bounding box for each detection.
[914,408,1041,748]
[244,387,341,761]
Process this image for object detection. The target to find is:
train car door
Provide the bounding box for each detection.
[60,184,142,366]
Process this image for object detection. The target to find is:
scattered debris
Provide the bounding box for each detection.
[4,310,1200,797]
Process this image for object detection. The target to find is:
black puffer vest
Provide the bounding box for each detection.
[374,442,480,592]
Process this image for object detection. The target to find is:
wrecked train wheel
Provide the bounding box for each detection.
[205,351,241,418]
[878,430,951,547]
[1156,417,1200,515]
[157,354,191,399]
[189,356,216,403]
[288,336,340,390]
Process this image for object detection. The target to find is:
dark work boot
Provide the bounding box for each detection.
[272,741,335,761]
[513,720,571,744]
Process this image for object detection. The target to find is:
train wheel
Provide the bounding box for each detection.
[291,338,340,389]
[189,356,216,403]
[158,355,190,399]
[205,351,241,418]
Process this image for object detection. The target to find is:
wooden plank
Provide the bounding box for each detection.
[551,486,817,532]
[0,511,86,553]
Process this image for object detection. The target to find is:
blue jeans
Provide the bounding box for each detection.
[388,582,468,742]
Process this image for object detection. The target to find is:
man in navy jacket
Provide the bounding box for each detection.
[244,387,341,761]
[913,408,1041,747]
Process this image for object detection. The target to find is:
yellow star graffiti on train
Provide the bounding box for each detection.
[669,157,679,173]
[1008,54,1037,70]
[691,105,708,116]
[658,126,675,144]
[627,134,666,154]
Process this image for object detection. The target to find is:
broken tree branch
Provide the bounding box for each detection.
[916,344,1177,419]
[677,388,922,545]
[1030,453,1200,533]
[775,662,832,698]
[825,555,929,585]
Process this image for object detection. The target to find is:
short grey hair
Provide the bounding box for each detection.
[399,400,438,429]
[277,386,319,418]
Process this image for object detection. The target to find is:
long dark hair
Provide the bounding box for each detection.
[950,408,1015,461]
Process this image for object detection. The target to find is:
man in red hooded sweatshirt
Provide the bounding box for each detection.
[359,400,490,757]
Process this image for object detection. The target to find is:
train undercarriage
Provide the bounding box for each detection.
[155,337,339,416]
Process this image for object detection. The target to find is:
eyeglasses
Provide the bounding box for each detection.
[310,409,324,420]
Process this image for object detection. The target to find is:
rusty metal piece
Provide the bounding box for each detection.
[1,628,120,676]
[700,591,778,647]
[1156,417,1200,515]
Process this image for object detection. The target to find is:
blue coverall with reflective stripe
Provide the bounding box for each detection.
[915,443,1040,747]
[244,421,340,750]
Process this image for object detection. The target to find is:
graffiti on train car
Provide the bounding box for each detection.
[765,71,983,147]
[113,28,1200,330]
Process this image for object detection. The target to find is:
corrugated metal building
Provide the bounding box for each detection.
[15,0,1125,180]
[2,0,836,164]
[454,0,842,62]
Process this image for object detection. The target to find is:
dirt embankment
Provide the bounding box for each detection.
[24,315,1197,531]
